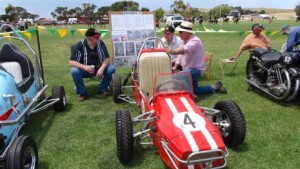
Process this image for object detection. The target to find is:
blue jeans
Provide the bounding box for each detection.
[71,64,116,95]
[182,68,213,95]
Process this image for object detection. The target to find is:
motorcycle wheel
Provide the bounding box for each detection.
[213,100,246,148]
[115,109,133,163]
[246,59,266,85]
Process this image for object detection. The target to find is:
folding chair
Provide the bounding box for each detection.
[204,52,213,80]
[219,58,238,77]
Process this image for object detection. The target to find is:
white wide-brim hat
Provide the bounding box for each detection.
[176,21,195,34]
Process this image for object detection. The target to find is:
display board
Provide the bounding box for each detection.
[109,11,156,67]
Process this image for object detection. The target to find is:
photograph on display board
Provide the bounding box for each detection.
[114,57,125,66]
[114,42,125,57]
[146,30,155,37]
[125,42,135,56]
[145,41,155,49]
[135,42,143,55]
[127,30,142,41]
[112,31,128,42]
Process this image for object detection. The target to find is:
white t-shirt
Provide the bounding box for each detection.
[158,35,182,59]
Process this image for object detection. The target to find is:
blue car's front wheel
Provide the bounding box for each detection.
[52,86,67,112]
[7,135,38,169]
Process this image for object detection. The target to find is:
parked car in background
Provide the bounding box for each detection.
[166,15,184,28]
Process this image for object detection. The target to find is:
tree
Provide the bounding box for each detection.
[54,7,68,17]
[82,3,97,19]
[51,12,57,19]
[295,4,300,16]
[209,5,231,18]
[170,0,186,13]
[97,6,110,15]
[141,7,149,11]
[4,4,37,21]
[110,1,139,11]
[155,7,165,21]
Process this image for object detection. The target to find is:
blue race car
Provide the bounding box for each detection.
[0,24,66,169]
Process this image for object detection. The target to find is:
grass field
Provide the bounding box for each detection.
[15,19,300,169]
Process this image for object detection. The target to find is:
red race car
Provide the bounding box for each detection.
[112,40,246,169]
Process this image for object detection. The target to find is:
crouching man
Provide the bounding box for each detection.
[69,28,116,101]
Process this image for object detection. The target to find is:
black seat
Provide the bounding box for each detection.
[0,43,35,93]
[261,52,282,66]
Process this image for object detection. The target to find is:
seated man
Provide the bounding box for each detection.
[158,25,182,70]
[69,28,116,101]
[230,23,272,61]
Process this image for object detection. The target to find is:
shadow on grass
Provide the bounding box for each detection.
[111,145,161,168]
[247,86,300,108]
[230,142,249,153]
[20,101,74,168]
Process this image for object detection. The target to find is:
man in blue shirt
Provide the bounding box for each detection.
[281,24,300,52]
[69,28,116,101]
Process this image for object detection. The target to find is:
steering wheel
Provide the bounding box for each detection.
[156,79,184,92]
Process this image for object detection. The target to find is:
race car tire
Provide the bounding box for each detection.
[115,109,133,163]
[214,100,246,148]
[52,86,67,112]
[112,73,122,103]
[7,135,38,169]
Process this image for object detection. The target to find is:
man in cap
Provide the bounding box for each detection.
[165,21,227,99]
[69,28,116,101]
[230,23,272,61]
[158,25,182,60]
[281,24,300,52]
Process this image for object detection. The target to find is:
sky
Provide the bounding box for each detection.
[0,0,298,18]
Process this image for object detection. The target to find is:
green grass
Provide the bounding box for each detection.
[15,20,300,169]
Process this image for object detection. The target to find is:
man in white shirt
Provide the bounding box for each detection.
[158,26,182,60]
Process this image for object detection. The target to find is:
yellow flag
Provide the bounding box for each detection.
[37,26,46,29]
[2,33,11,41]
[57,29,68,38]
[271,31,279,35]
[21,32,32,40]
[203,26,210,32]
[78,29,87,37]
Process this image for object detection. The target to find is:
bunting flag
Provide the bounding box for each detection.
[48,29,56,34]
[1,33,12,42]
[21,31,32,40]
[78,29,86,37]
[4,27,281,41]
[100,30,107,38]
[57,29,68,38]
[209,28,216,32]
[270,31,279,35]
[70,29,76,35]
[200,26,280,36]
[2,33,11,37]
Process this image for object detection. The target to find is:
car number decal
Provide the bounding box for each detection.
[166,97,218,150]
[173,112,206,132]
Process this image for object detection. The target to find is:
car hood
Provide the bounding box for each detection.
[153,94,225,155]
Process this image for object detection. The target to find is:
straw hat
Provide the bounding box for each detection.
[176,21,195,34]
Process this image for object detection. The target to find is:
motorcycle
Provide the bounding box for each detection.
[245,47,300,101]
